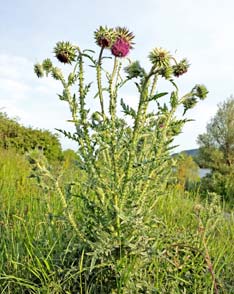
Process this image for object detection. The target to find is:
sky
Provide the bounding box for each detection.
[1,0,234,152]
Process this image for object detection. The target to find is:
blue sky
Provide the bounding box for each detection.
[1,0,234,151]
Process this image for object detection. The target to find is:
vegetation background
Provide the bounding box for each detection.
[1,32,234,292]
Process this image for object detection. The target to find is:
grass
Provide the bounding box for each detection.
[0,148,234,293]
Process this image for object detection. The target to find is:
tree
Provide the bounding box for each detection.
[0,112,63,162]
[197,96,234,203]
[174,153,200,190]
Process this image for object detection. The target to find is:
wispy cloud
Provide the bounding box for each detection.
[0,53,77,149]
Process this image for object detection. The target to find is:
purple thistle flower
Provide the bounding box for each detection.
[111,38,130,58]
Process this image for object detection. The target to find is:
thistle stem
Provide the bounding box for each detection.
[96,47,105,117]
[109,57,119,121]
[121,77,150,205]
[150,74,158,97]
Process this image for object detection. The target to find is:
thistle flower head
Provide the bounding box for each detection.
[111,27,135,58]
[111,38,130,57]
[149,48,171,68]
[54,41,77,64]
[94,26,116,48]
[115,27,135,48]
[192,84,208,100]
[172,58,190,77]
[34,63,44,78]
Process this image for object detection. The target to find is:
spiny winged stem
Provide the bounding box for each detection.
[121,73,152,205]
[96,47,105,117]
[138,86,197,207]
[78,53,88,134]
[138,73,158,159]
[150,74,158,97]
[109,57,119,121]
[35,159,85,241]
[77,52,95,169]
[66,55,96,176]
[109,57,121,233]
[138,104,177,207]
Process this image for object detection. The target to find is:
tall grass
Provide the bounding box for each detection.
[0,149,234,293]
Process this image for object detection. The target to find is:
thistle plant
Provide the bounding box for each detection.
[34,26,208,292]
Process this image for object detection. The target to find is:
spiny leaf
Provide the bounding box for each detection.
[148,92,168,102]
[120,98,136,118]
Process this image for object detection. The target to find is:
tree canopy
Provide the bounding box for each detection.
[197,96,234,204]
[197,96,234,173]
[0,112,63,162]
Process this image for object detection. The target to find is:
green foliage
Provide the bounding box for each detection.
[1,175,234,293]
[0,112,63,162]
[198,96,234,203]
[0,26,219,293]
[174,153,200,190]
[28,26,209,292]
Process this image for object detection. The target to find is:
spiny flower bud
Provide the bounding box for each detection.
[149,48,171,68]
[34,63,44,78]
[54,41,77,64]
[51,67,63,81]
[42,58,53,75]
[172,59,190,77]
[124,61,145,78]
[68,72,76,85]
[159,66,173,79]
[192,84,208,100]
[94,26,116,48]
[182,97,197,114]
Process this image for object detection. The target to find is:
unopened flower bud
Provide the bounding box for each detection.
[192,84,208,100]
[172,59,189,77]
[124,61,145,78]
[51,67,63,81]
[42,58,53,74]
[54,41,77,64]
[34,63,44,78]
[94,26,116,48]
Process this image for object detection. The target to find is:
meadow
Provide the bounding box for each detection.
[0,148,234,293]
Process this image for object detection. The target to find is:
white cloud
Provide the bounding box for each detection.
[0,53,75,149]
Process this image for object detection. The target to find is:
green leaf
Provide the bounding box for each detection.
[148,92,168,102]
[170,91,178,108]
[120,98,136,118]
[93,88,109,99]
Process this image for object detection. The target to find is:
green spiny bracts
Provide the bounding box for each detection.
[115,26,135,48]
[34,63,44,78]
[149,47,171,69]
[183,97,198,114]
[54,41,77,64]
[124,61,145,79]
[42,58,53,73]
[94,26,117,48]
[192,84,208,100]
[172,58,190,77]
[159,66,174,79]
[68,72,77,85]
[51,67,63,81]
